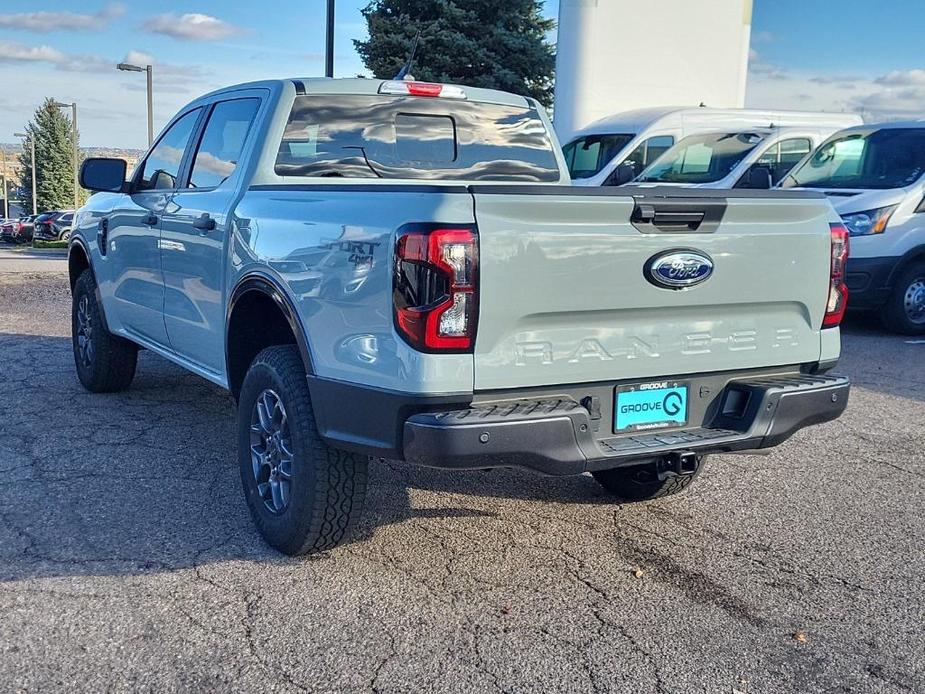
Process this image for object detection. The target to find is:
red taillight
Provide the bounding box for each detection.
[406,82,443,97]
[823,222,849,328]
[393,226,478,352]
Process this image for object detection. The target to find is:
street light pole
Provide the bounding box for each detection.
[14,132,36,215]
[118,62,154,147]
[146,65,154,146]
[54,101,78,210]
[325,0,335,78]
[0,150,8,219]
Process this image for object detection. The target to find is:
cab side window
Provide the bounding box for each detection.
[136,108,201,192]
[188,98,260,189]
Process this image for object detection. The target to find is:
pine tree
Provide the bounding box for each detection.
[18,98,80,214]
[354,0,556,107]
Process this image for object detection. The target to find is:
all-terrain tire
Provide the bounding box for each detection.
[591,456,705,502]
[237,345,368,555]
[72,269,138,392]
[881,261,925,335]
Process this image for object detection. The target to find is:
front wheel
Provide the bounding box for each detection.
[882,261,925,335]
[592,455,705,502]
[72,269,138,392]
[237,345,368,555]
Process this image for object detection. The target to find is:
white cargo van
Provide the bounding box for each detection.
[781,122,925,334]
[562,107,861,187]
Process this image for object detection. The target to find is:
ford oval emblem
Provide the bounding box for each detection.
[644,250,714,290]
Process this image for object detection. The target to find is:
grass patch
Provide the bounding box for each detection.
[32,240,68,250]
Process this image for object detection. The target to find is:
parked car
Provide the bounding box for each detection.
[561,107,861,187]
[70,77,850,555]
[781,122,925,334]
[33,210,75,242]
[0,218,15,243]
[2,215,38,243]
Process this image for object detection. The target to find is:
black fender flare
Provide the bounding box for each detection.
[226,272,315,377]
[67,237,93,287]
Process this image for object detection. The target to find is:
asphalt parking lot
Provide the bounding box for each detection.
[1,259,923,693]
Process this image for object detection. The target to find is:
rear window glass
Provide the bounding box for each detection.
[275,94,559,181]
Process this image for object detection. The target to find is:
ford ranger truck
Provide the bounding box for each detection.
[69,78,850,555]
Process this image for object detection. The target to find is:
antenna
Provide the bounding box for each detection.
[394,30,422,81]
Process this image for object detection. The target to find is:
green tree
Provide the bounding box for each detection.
[355,0,556,107]
[18,97,81,214]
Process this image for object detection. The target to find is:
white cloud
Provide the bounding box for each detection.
[0,3,123,32]
[875,69,925,87]
[123,50,154,66]
[0,41,67,64]
[141,13,243,42]
[748,64,925,122]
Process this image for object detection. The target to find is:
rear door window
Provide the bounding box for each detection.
[275,95,559,181]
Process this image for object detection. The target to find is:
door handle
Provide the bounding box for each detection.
[97,217,109,256]
[142,213,158,226]
[193,213,216,232]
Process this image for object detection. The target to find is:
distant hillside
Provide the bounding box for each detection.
[0,142,144,159]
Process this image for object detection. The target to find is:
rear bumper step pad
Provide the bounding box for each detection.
[402,374,849,475]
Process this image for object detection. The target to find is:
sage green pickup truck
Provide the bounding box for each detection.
[70,77,850,554]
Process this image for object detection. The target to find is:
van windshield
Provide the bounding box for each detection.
[275,95,560,182]
[638,132,765,184]
[782,128,925,190]
[562,134,635,179]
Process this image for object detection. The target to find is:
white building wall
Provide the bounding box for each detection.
[554,0,753,140]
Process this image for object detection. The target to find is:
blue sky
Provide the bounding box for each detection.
[1,0,924,148]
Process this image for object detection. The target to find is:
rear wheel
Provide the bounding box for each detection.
[592,455,705,502]
[237,345,368,555]
[72,269,138,392]
[882,261,925,335]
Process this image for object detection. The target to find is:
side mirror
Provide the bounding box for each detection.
[79,157,127,193]
[606,162,636,186]
[744,166,772,190]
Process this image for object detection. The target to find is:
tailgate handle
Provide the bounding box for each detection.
[631,199,726,234]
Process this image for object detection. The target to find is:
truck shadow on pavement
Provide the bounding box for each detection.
[0,332,608,583]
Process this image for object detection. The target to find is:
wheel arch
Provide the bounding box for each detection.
[886,245,925,287]
[226,273,314,400]
[67,238,93,290]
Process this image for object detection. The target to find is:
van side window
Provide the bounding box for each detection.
[189,98,260,189]
[136,108,201,191]
[739,137,812,187]
[614,135,675,180]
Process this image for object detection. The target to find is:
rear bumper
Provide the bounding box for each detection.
[402,374,849,475]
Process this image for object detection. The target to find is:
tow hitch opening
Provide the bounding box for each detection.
[657,451,700,480]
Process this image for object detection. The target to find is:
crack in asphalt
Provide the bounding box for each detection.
[2,271,924,693]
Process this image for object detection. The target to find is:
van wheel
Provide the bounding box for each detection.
[72,269,138,392]
[591,455,704,502]
[237,345,368,555]
[882,261,925,335]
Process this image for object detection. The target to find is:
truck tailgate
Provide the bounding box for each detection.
[471,187,834,390]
